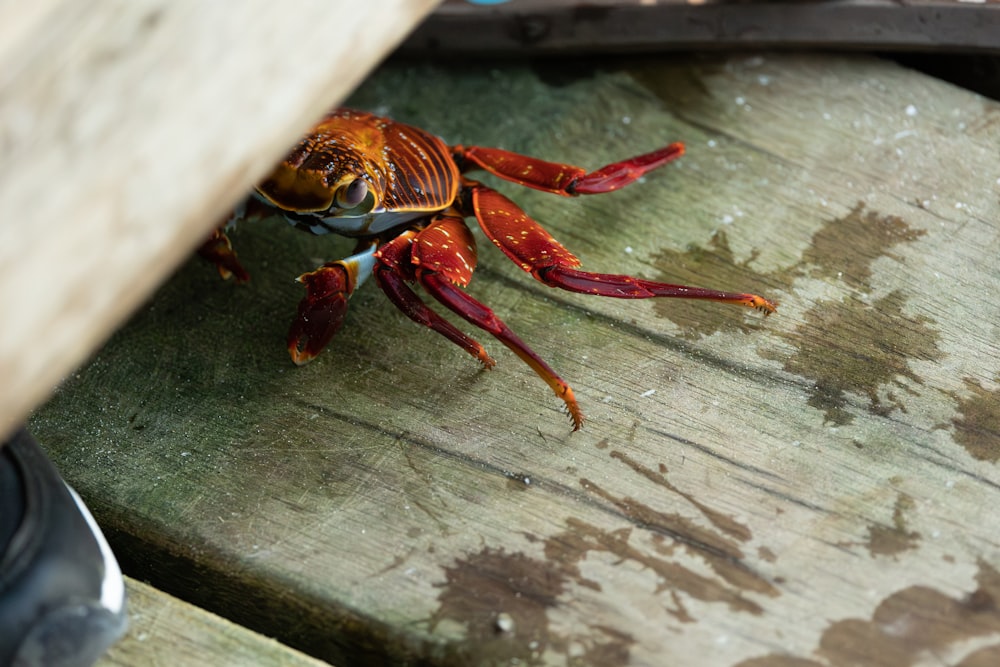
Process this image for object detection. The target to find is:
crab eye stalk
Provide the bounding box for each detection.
[335,179,370,210]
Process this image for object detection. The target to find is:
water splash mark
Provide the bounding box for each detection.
[429,547,563,667]
[652,204,927,338]
[764,291,941,426]
[615,452,752,542]
[651,230,773,339]
[550,450,777,622]
[734,560,1000,667]
[837,492,921,559]
[863,492,921,559]
[793,205,926,290]
[944,377,1000,463]
[653,203,940,425]
[428,546,635,666]
[770,206,937,424]
[427,447,781,662]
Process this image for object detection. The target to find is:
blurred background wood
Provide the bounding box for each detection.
[0,0,441,439]
[407,0,1000,54]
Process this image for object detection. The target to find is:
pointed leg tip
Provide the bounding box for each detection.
[750,295,778,315]
[559,387,585,431]
[288,337,321,365]
[566,406,585,431]
[472,343,497,369]
[288,349,315,366]
[213,264,250,283]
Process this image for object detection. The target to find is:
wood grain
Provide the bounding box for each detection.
[31,54,1000,666]
[98,578,330,667]
[0,0,440,439]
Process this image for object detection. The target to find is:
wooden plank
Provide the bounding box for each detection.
[409,0,1000,53]
[31,54,1000,666]
[99,578,331,667]
[0,0,441,440]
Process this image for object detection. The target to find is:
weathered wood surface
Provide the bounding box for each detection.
[31,54,1000,666]
[98,578,330,667]
[0,0,440,440]
[407,0,1000,54]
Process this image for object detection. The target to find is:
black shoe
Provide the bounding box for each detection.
[1,428,127,667]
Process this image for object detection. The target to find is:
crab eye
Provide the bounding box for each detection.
[335,179,369,210]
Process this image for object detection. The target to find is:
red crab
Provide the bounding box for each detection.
[199,109,776,429]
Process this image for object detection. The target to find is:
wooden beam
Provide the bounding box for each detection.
[406,0,1000,53]
[100,578,330,667]
[0,0,441,439]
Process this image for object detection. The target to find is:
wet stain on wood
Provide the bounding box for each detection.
[863,492,921,559]
[429,547,564,666]
[547,515,764,620]
[768,205,940,424]
[653,200,941,425]
[794,204,926,291]
[956,644,1000,667]
[947,377,1000,463]
[650,230,772,339]
[734,560,1000,667]
[576,625,633,667]
[429,546,635,666]
[837,492,921,559]
[551,450,776,619]
[428,447,782,663]
[609,450,752,543]
[769,291,941,425]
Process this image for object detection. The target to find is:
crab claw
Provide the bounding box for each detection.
[287,264,352,365]
[198,228,250,283]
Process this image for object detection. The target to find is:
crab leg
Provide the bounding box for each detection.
[375,227,496,370]
[455,143,685,195]
[381,215,585,429]
[198,197,281,283]
[469,186,777,313]
[419,271,584,430]
[287,244,378,365]
[536,267,777,312]
[197,228,250,283]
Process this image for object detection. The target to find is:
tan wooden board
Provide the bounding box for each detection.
[31,54,1000,666]
[98,578,331,667]
[409,0,1000,53]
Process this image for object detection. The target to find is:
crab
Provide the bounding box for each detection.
[199,108,776,429]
